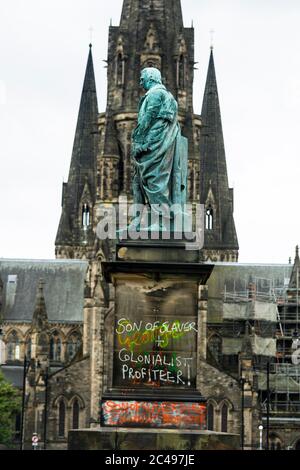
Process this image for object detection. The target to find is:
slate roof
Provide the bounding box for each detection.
[1,365,24,388]
[0,259,88,323]
[0,365,63,389]
[206,263,292,323]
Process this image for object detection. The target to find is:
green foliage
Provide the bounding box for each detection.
[0,370,21,447]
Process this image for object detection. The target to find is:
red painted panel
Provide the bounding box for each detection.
[102,400,206,429]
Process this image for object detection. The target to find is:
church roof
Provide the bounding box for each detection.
[1,366,24,388]
[0,259,88,323]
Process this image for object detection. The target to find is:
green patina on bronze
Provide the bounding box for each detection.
[131,68,188,229]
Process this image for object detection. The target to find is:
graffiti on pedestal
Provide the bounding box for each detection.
[113,317,197,388]
[118,348,193,386]
[107,282,202,428]
[115,318,198,348]
[102,400,206,429]
[112,281,199,389]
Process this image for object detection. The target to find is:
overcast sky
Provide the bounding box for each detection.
[0,0,300,264]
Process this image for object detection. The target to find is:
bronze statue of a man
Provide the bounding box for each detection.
[131,67,188,230]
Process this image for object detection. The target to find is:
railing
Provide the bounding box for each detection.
[271,363,300,374]
[276,312,300,322]
[262,403,300,412]
[276,328,297,337]
[223,290,278,303]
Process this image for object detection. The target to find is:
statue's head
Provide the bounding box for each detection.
[140,67,162,90]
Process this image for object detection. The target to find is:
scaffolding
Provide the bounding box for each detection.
[250,274,300,411]
[272,284,300,363]
[221,269,300,414]
[223,276,300,346]
[222,276,278,345]
[258,363,300,413]
[224,276,287,304]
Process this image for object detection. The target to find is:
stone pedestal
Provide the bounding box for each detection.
[115,234,201,263]
[69,240,227,450]
[101,240,213,429]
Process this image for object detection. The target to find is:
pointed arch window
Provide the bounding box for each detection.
[270,434,282,450]
[206,206,213,230]
[7,331,20,361]
[67,332,81,361]
[116,53,125,86]
[82,204,90,229]
[72,399,80,429]
[295,439,300,450]
[208,334,222,364]
[207,403,214,431]
[221,403,228,433]
[15,341,20,360]
[58,400,66,437]
[37,332,49,355]
[178,54,185,89]
[26,338,31,360]
[50,332,61,362]
[7,342,14,361]
[50,337,54,359]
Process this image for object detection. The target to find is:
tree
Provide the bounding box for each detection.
[0,370,21,447]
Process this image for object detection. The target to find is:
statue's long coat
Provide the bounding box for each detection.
[132,84,187,210]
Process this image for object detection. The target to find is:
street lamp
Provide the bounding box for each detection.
[258,424,263,450]
[266,361,270,451]
[239,376,245,450]
[0,327,3,364]
[20,354,30,451]
[43,367,49,450]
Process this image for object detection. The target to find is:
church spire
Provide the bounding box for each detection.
[32,279,48,331]
[199,49,239,261]
[289,245,300,289]
[55,45,98,251]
